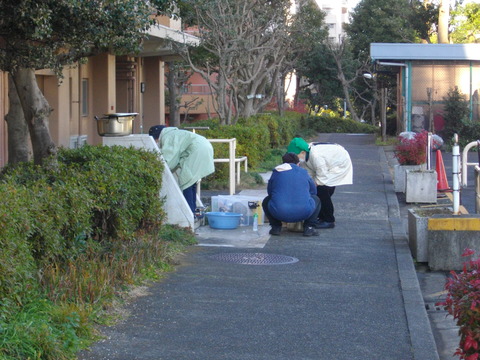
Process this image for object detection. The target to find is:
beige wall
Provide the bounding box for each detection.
[155,15,182,31]
[42,72,71,147]
[143,57,165,130]
[90,53,116,145]
[0,50,174,165]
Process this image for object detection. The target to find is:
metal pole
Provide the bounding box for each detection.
[476,166,480,214]
[381,88,387,143]
[427,132,432,171]
[452,134,460,215]
[229,139,236,195]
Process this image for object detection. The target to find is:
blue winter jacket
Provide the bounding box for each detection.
[267,163,316,222]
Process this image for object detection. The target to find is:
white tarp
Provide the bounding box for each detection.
[103,134,194,229]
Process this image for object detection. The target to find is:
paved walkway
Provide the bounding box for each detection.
[78,133,440,360]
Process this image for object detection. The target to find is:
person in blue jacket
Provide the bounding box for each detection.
[262,152,320,237]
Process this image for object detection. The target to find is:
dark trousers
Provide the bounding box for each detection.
[183,183,197,213]
[262,195,321,229]
[317,185,335,223]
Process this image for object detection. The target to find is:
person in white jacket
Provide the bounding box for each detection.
[287,137,353,229]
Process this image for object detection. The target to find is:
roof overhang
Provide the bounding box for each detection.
[371,43,480,62]
[140,24,200,58]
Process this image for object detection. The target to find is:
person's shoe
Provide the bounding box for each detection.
[269,227,281,236]
[315,221,335,229]
[303,226,318,237]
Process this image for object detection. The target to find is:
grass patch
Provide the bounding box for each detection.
[375,136,398,146]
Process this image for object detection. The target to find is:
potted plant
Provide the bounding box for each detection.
[393,131,428,193]
[440,249,480,360]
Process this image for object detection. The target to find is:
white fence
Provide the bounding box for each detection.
[186,127,248,196]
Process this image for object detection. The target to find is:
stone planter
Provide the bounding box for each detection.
[408,207,452,262]
[428,215,480,271]
[394,164,426,193]
[405,169,437,204]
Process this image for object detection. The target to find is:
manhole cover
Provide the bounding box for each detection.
[209,253,299,265]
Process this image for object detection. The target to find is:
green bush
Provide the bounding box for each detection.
[442,87,470,144]
[0,145,175,359]
[189,113,302,186]
[305,115,379,134]
[188,113,375,187]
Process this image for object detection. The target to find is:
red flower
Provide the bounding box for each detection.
[463,248,476,257]
[394,131,428,165]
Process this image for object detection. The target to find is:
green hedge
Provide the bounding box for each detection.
[0,146,169,360]
[305,115,379,134]
[0,146,164,267]
[187,113,376,186]
[186,113,303,185]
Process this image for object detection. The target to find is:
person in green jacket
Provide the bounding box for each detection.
[149,125,214,213]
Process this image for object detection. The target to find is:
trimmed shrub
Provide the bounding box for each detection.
[0,145,164,306]
[305,115,379,134]
[0,145,173,359]
[441,249,480,360]
[187,113,303,186]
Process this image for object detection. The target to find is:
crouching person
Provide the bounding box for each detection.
[262,153,321,237]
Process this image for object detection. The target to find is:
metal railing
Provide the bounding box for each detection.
[186,127,248,196]
[207,138,248,195]
[461,140,480,187]
[476,165,480,214]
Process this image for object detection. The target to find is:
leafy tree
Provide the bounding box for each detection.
[451,2,480,43]
[290,1,331,110]
[346,0,417,61]
[345,0,418,127]
[179,0,299,125]
[0,0,175,165]
[409,0,439,43]
[327,39,366,122]
[297,43,343,112]
[165,61,204,127]
[442,87,469,143]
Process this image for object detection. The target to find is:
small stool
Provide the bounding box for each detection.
[284,221,304,233]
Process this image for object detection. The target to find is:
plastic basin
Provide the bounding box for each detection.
[206,212,242,230]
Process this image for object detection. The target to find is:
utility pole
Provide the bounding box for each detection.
[380,87,387,142]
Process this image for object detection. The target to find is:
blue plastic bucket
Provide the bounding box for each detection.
[206,212,242,230]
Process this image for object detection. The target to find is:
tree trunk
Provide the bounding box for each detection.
[276,75,286,117]
[337,68,360,122]
[438,0,450,44]
[166,63,181,127]
[329,40,361,122]
[217,72,228,125]
[12,68,56,165]
[5,74,30,164]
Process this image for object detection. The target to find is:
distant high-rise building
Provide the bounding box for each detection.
[315,0,351,43]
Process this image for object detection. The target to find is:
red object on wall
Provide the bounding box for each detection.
[434,114,445,131]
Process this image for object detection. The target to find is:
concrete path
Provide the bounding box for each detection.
[78,133,440,360]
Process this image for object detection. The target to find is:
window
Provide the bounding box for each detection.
[81,78,88,116]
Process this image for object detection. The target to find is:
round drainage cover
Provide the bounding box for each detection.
[209,253,298,265]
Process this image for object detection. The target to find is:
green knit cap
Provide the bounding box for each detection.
[287,137,310,154]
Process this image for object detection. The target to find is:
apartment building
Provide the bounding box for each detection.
[315,0,350,43]
[0,16,197,168]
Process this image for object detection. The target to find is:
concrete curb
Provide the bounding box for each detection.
[380,147,440,360]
